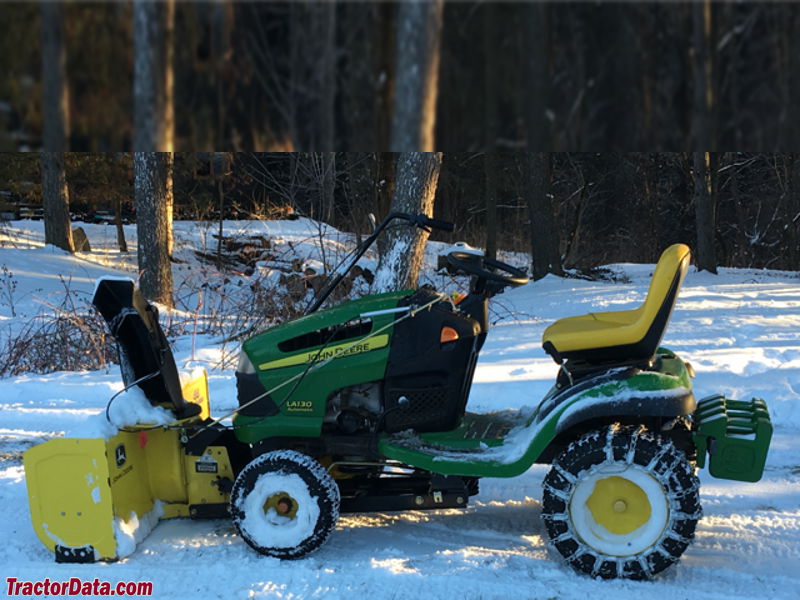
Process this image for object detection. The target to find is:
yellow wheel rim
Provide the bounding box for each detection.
[585,475,651,535]
[263,492,299,520]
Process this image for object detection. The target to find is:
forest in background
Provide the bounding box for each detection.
[1,1,798,152]
[1,151,799,274]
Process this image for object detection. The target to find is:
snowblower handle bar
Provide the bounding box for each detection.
[388,212,453,232]
[306,212,453,314]
[413,215,454,232]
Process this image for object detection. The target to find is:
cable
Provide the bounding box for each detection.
[226,322,346,432]
[102,292,448,441]
[104,370,162,428]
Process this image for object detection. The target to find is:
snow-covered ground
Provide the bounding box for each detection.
[1,219,798,599]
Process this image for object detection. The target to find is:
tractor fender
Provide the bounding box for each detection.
[554,390,696,435]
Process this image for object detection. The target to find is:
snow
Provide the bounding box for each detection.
[113,501,164,559]
[1,218,799,598]
[398,386,693,466]
[237,473,320,549]
[59,386,175,441]
[372,233,412,293]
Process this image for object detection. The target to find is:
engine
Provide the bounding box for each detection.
[323,383,383,434]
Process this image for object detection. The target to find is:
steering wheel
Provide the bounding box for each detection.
[445,251,530,287]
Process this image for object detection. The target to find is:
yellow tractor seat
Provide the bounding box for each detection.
[542,244,691,365]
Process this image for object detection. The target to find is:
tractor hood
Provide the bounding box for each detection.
[233,290,413,441]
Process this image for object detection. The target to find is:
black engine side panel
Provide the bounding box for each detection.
[382,289,482,433]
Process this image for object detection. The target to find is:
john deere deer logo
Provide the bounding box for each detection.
[115,444,127,467]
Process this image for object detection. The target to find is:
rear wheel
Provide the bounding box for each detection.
[231,450,340,559]
[541,425,701,580]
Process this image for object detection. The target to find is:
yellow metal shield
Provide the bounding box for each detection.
[23,370,228,561]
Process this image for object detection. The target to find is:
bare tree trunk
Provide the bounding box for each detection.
[641,154,658,260]
[788,153,800,269]
[693,151,717,273]
[788,8,800,148]
[640,7,655,149]
[483,3,498,151]
[692,0,714,150]
[165,152,174,256]
[340,5,383,151]
[376,4,396,151]
[217,177,225,269]
[321,152,335,223]
[40,152,74,253]
[484,152,498,260]
[373,152,442,292]
[134,153,174,307]
[708,150,719,261]
[375,152,397,259]
[114,198,128,253]
[133,0,174,151]
[211,0,231,148]
[164,0,174,149]
[134,0,174,259]
[41,1,69,152]
[288,3,301,149]
[523,3,548,150]
[319,4,336,151]
[377,152,397,218]
[107,153,128,252]
[288,3,336,150]
[526,153,561,280]
[730,153,747,266]
[390,0,444,151]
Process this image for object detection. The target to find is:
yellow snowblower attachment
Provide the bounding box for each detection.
[23,370,233,562]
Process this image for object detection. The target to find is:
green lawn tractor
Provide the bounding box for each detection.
[23,212,773,580]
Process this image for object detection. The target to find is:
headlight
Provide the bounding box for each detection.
[237,349,256,374]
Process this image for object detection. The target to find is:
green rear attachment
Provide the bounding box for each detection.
[693,394,772,482]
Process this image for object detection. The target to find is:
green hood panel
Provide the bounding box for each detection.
[233,290,412,442]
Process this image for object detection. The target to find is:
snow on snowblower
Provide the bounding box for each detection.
[23,212,773,579]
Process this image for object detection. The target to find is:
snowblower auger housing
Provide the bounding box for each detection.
[23,372,222,562]
[23,213,774,581]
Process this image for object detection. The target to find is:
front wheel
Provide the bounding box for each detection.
[230,450,340,559]
[541,425,701,580]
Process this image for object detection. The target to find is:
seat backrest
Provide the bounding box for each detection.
[634,243,691,354]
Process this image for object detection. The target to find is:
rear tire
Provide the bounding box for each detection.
[231,450,340,559]
[541,424,701,580]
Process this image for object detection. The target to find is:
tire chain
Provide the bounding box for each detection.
[541,424,702,580]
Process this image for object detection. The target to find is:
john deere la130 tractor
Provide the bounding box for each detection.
[24,212,773,579]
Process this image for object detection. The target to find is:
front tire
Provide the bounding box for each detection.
[231,450,340,559]
[541,425,701,580]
